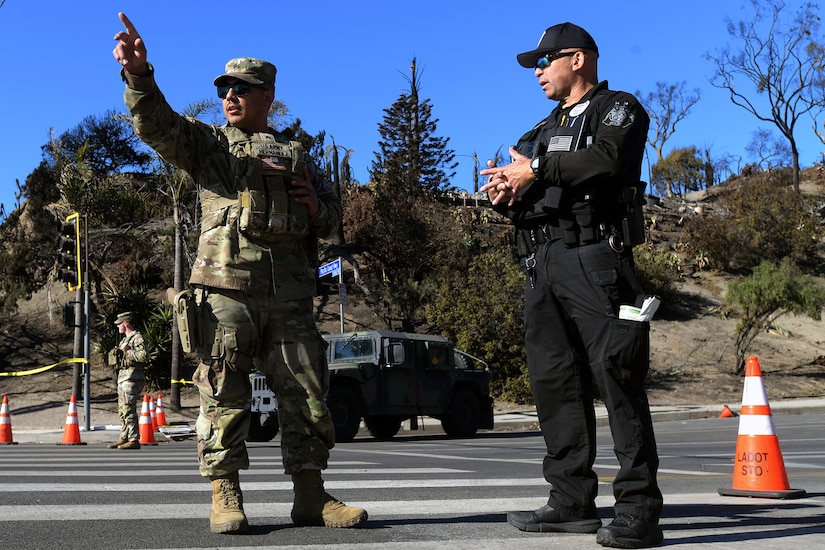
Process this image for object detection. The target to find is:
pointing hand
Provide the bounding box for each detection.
[112,12,149,77]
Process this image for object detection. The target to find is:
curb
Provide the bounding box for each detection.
[492,398,825,432]
[7,398,825,444]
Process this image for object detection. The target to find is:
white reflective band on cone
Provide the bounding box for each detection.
[741,379,769,405]
[737,414,776,436]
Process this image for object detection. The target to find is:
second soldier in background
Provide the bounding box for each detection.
[108,311,146,450]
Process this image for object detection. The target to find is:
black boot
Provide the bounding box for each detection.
[507,504,601,533]
[596,513,663,548]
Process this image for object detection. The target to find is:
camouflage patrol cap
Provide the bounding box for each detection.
[114,311,135,325]
[213,57,276,87]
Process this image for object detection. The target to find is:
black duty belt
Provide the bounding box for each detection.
[521,222,625,253]
[526,224,564,247]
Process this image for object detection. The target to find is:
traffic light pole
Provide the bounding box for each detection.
[59,211,91,431]
[71,289,83,399]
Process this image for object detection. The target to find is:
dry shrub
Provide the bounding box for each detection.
[682,171,820,272]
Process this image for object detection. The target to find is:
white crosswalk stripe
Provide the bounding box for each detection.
[3,427,822,550]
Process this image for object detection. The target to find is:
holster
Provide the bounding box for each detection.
[170,288,199,353]
[619,182,647,247]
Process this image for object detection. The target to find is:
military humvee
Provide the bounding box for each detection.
[247,371,279,442]
[322,330,494,442]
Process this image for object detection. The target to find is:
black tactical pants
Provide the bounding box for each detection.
[523,238,663,522]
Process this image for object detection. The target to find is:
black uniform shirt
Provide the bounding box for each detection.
[496,81,649,227]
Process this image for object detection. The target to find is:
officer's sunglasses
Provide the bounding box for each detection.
[535,50,579,70]
[217,82,266,99]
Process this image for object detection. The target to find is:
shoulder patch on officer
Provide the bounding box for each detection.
[603,101,635,128]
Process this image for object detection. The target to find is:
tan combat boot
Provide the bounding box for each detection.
[291,469,368,528]
[108,437,128,449]
[209,471,248,534]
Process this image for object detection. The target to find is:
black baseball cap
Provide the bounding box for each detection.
[516,22,599,68]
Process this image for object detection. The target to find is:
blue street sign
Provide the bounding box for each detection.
[318,258,341,278]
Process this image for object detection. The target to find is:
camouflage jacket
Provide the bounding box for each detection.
[111,331,147,373]
[122,65,341,298]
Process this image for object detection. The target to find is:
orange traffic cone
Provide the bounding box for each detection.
[58,395,86,445]
[719,405,737,418]
[138,394,157,445]
[149,395,158,432]
[1,395,18,445]
[718,356,805,499]
[155,393,168,427]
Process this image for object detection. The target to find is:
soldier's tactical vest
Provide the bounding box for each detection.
[225,128,310,240]
[112,333,146,372]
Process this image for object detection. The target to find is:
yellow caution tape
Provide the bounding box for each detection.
[0,357,88,377]
[171,378,195,386]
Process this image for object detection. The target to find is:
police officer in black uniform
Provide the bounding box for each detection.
[480,22,663,548]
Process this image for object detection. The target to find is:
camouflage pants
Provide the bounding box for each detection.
[192,287,335,477]
[117,369,144,442]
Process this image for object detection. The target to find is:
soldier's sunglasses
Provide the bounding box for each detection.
[535,51,578,70]
[217,82,266,99]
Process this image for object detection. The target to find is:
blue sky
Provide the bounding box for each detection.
[1,0,823,217]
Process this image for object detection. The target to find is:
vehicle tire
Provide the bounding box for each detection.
[441,388,481,438]
[246,412,280,442]
[326,386,362,443]
[364,416,403,440]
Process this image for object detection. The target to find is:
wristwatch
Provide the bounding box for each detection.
[530,156,541,179]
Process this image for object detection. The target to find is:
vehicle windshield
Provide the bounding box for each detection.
[332,337,375,362]
[454,350,488,370]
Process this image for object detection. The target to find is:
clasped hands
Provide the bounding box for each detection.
[479,146,535,206]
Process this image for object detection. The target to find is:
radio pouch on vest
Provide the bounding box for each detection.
[573,199,598,243]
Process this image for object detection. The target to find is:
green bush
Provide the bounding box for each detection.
[633,244,682,300]
[426,251,531,403]
[94,284,173,391]
[726,258,825,374]
[64,175,161,228]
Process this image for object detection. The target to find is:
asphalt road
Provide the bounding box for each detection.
[1,413,824,549]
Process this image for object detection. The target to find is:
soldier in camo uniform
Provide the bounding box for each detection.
[107,311,146,450]
[112,12,367,534]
